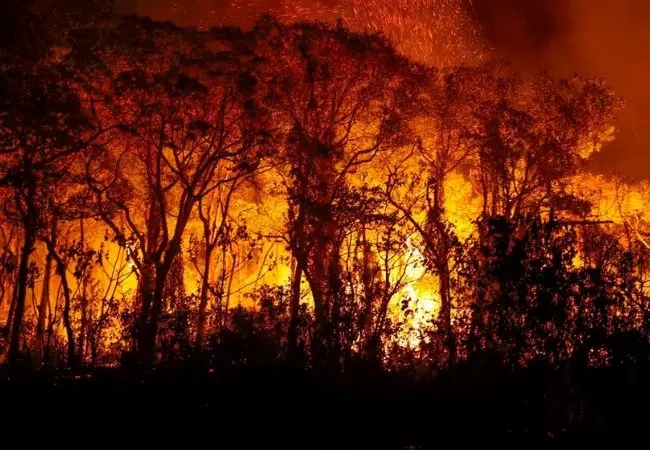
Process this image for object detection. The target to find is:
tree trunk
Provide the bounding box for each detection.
[59,262,76,369]
[369,278,394,364]
[430,179,456,365]
[224,253,236,322]
[78,218,87,363]
[305,235,341,367]
[287,259,302,360]
[3,262,19,345]
[35,240,54,357]
[136,283,155,360]
[47,246,76,368]
[296,204,342,367]
[137,251,177,363]
[145,272,167,361]
[137,261,155,341]
[195,244,214,347]
[438,259,455,364]
[8,208,37,363]
[44,319,54,364]
[79,290,87,364]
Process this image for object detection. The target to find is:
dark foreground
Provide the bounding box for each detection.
[1,360,648,448]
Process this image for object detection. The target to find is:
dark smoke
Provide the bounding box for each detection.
[472,0,571,61]
[472,0,650,177]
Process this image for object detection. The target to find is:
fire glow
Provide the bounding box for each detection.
[0,1,643,373]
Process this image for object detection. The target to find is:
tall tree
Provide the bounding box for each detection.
[465,67,620,355]
[253,18,423,363]
[384,65,494,364]
[0,47,98,363]
[82,18,271,361]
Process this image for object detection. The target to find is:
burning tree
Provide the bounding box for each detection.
[78,17,272,361]
[0,6,638,381]
[0,3,108,362]
[251,17,424,364]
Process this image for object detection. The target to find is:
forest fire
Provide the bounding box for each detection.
[1,0,650,443]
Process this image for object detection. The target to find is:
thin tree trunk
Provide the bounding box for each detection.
[195,244,214,347]
[438,259,455,364]
[8,207,37,363]
[224,253,236,321]
[78,218,87,364]
[287,258,302,360]
[288,201,308,359]
[48,246,76,368]
[369,257,394,363]
[358,227,375,341]
[60,263,76,369]
[35,231,54,356]
[44,320,54,364]
[37,258,52,332]
[430,179,456,365]
[3,258,19,343]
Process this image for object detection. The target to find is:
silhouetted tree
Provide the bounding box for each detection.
[80,18,272,361]
[0,38,100,363]
[253,18,423,365]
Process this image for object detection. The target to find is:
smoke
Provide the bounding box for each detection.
[472,0,650,177]
[471,0,570,63]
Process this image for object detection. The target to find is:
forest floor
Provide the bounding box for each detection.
[0,362,645,447]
